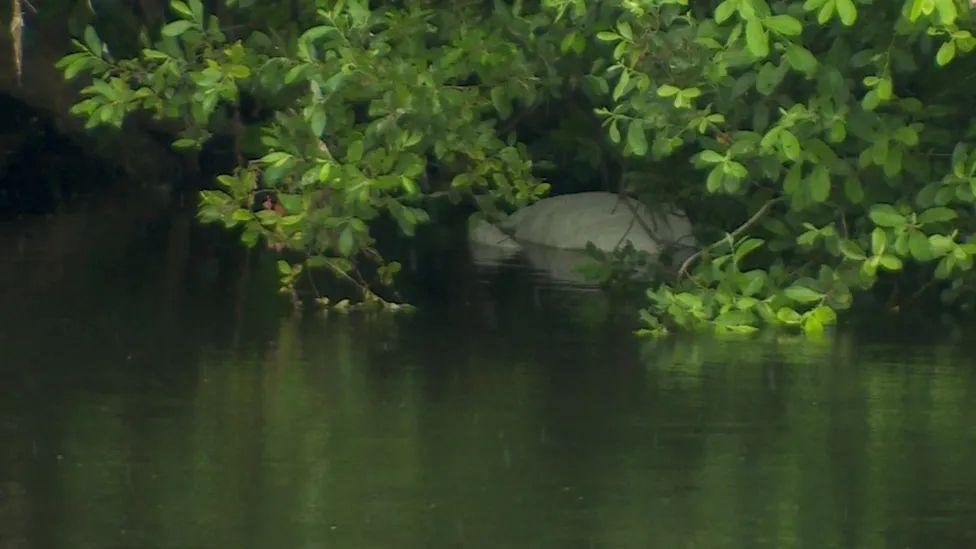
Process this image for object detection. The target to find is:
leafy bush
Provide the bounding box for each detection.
[57,0,976,332]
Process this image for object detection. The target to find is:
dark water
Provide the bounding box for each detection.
[2,192,976,548]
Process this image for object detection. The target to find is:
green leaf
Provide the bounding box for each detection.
[745,18,770,58]
[285,63,310,84]
[871,228,887,255]
[756,62,785,95]
[835,0,857,25]
[401,177,419,196]
[918,207,957,224]
[281,214,304,226]
[259,151,292,165]
[706,166,723,192]
[876,78,893,100]
[310,108,327,137]
[300,25,336,44]
[809,165,830,202]
[797,230,818,246]
[827,121,846,143]
[908,0,925,20]
[56,52,87,69]
[893,127,918,146]
[142,48,170,60]
[617,21,634,41]
[763,15,802,36]
[338,227,355,256]
[189,0,204,21]
[785,285,823,303]
[817,0,835,24]
[811,305,837,325]
[346,140,364,163]
[862,90,880,111]
[490,87,512,118]
[715,0,737,24]
[64,57,96,80]
[895,231,912,258]
[627,120,648,156]
[306,256,329,269]
[937,41,956,66]
[844,176,864,203]
[935,256,953,278]
[613,71,631,101]
[783,163,802,194]
[318,163,332,182]
[161,20,195,37]
[879,255,903,271]
[734,238,765,263]
[930,234,956,255]
[657,84,680,97]
[277,194,301,213]
[785,45,818,74]
[256,210,278,226]
[776,307,803,325]
[596,31,621,42]
[936,0,958,24]
[700,150,725,163]
[909,230,933,260]
[780,130,801,161]
[869,204,908,227]
[226,65,251,79]
[560,32,581,54]
[839,240,867,260]
[170,0,194,19]
[741,271,766,295]
[172,138,198,150]
[725,161,747,178]
[803,315,825,334]
[83,26,103,56]
[240,226,260,248]
[334,258,355,273]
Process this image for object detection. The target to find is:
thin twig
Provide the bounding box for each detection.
[677,197,784,279]
[325,262,395,308]
[306,269,322,298]
[616,192,668,248]
[613,213,638,251]
[900,277,938,310]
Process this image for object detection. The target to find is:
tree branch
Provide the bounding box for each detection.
[615,191,668,249]
[677,196,784,280]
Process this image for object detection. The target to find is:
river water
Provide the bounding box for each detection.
[1,192,976,548]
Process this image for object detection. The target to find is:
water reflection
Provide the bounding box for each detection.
[2,194,976,548]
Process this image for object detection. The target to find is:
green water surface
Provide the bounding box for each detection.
[1,195,975,548]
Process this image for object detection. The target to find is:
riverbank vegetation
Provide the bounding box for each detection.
[15,0,976,334]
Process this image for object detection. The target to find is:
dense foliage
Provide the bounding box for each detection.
[54,0,976,334]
